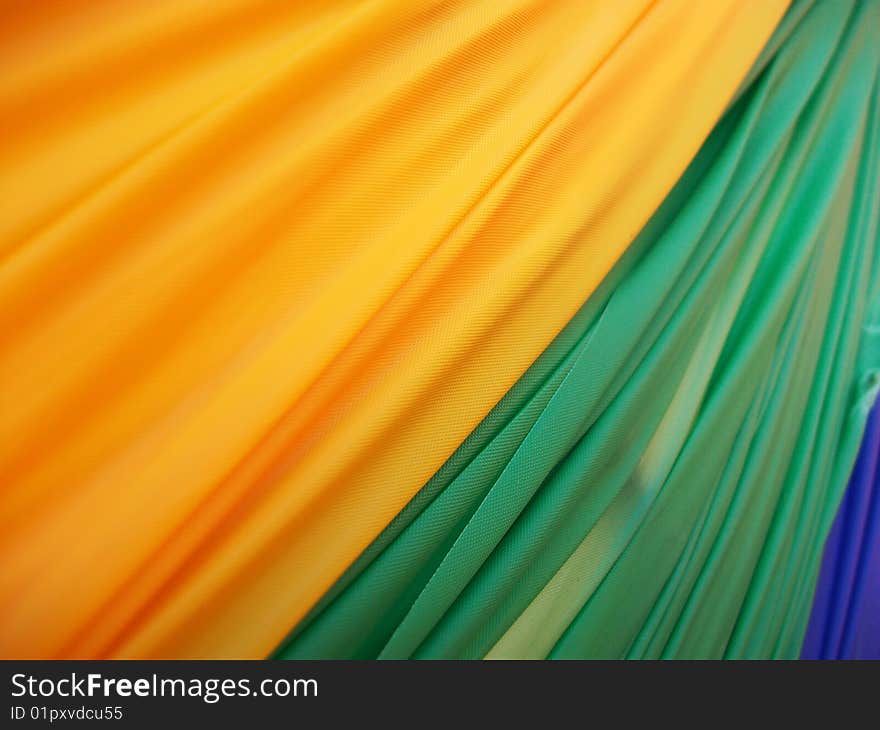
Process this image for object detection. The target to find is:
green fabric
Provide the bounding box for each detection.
[276,0,880,659]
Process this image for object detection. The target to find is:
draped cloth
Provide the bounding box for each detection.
[278,0,880,659]
[0,0,791,659]
[1,0,877,660]
[802,398,880,660]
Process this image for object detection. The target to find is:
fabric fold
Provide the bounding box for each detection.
[0,0,788,658]
[278,0,880,660]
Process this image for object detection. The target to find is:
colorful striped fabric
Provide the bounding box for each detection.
[0,0,877,659]
[280,0,880,659]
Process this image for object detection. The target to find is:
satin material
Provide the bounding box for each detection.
[801,398,880,660]
[0,1,788,658]
[278,0,880,659]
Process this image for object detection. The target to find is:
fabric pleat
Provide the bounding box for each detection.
[801,397,880,660]
[277,0,880,659]
[0,1,788,658]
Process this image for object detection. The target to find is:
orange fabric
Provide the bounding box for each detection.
[0,0,787,658]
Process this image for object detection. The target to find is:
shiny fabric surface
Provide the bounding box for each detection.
[0,1,787,658]
[278,0,880,659]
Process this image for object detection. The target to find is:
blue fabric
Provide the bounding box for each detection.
[802,399,880,659]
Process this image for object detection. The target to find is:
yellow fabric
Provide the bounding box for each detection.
[0,0,787,658]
